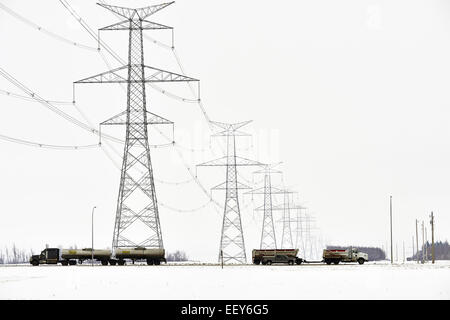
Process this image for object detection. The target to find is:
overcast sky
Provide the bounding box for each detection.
[0,0,449,262]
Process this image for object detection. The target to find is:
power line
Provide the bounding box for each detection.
[0,133,99,150]
[0,3,98,51]
[0,67,123,145]
[0,88,74,105]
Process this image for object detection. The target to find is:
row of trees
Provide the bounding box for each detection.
[166,250,188,262]
[409,241,450,261]
[0,244,33,264]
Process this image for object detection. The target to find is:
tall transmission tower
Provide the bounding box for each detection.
[197,121,262,264]
[280,191,294,249]
[292,205,308,252]
[74,2,199,250]
[246,164,286,249]
[273,190,302,249]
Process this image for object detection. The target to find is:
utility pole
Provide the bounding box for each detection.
[421,221,425,264]
[396,243,398,263]
[402,241,405,264]
[197,121,262,264]
[75,2,199,252]
[91,206,96,267]
[430,212,435,264]
[425,226,428,262]
[390,196,393,264]
[416,219,419,264]
[412,236,415,262]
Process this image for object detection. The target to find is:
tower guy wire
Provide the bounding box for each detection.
[74,2,199,251]
[197,121,263,264]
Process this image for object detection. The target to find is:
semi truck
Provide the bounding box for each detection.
[252,249,304,265]
[323,248,368,265]
[29,247,166,266]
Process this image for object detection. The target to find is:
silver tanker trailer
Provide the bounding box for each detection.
[115,247,166,265]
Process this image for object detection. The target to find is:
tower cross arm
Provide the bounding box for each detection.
[144,66,198,82]
[197,156,263,167]
[245,186,293,195]
[97,2,175,20]
[101,111,173,126]
[137,2,175,19]
[75,65,128,84]
[75,65,198,84]
[234,156,264,167]
[212,181,251,190]
[97,3,136,19]
[197,156,228,167]
[100,20,173,31]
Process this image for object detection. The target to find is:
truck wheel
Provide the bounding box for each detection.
[358,258,365,265]
[118,260,126,266]
[288,260,294,265]
[69,260,77,266]
[79,260,83,265]
[325,259,332,265]
[253,260,261,265]
[261,261,267,265]
[101,260,108,266]
[109,260,117,266]
[333,260,340,265]
[61,261,69,266]
[147,259,154,265]
[155,260,161,265]
[266,260,272,265]
[31,260,39,266]
[296,259,302,265]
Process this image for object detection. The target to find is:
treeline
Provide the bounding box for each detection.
[0,244,33,264]
[166,250,188,262]
[409,241,450,261]
[326,245,386,261]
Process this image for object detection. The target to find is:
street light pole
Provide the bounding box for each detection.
[92,206,97,267]
[390,196,393,264]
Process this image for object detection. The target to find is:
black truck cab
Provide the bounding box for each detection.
[30,248,59,266]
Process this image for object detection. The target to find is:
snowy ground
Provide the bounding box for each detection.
[0,261,449,299]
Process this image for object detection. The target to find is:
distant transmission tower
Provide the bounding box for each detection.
[75,2,198,250]
[246,164,287,249]
[280,191,294,249]
[197,121,262,263]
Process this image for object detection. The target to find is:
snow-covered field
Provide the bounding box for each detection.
[0,261,449,300]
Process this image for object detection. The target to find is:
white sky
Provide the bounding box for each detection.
[0,0,449,262]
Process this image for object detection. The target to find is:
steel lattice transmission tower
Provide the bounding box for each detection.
[197,121,262,263]
[278,190,302,249]
[246,164,287,249]
[75,2,198,250]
